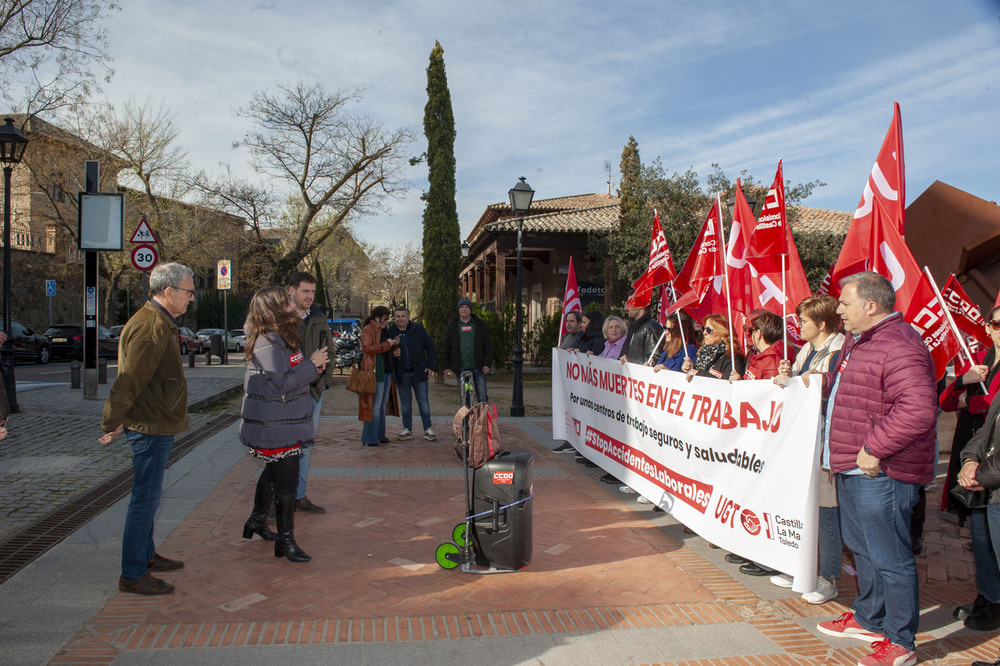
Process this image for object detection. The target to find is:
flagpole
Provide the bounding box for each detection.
[924,266,987,393]
[719,193,737,372]
[781,254,788,352]
[646,284,666,365]
[671,281,690,361]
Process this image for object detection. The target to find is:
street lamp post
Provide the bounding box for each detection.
[0,118,28,414]
[508,177,534,417]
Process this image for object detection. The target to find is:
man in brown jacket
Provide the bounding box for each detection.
[99,262,194,595]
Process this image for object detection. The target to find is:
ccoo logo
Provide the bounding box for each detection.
[493,471,514,485]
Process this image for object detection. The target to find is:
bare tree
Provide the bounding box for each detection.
[199,81,413,284]
[0,0,118,115]
[353,243,423,312]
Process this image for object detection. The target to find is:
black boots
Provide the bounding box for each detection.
[274,495,311,563]
[243,479,278,541]
[965,597,1000,631]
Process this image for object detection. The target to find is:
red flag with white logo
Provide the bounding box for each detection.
[668,196,725,317]
[724,180,757,319]
[868,196,923,314]
[751,160,789,269]
[828,103,906,298]
[905,270,961,381]
[559,256,582,339]
[941,274,991,354]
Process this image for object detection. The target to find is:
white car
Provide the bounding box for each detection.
[228,329,247,352]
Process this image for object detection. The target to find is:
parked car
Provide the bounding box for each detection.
[195,328,228,352]
[228,329,247,352]
[10,319,51,364]
[178,327,201,354]
[44,325,118,360]
[329,318,360,337]
[108,325,125,338]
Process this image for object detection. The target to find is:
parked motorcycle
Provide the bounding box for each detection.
[333,325,362,370]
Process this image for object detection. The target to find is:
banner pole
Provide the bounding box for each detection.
[719,193,737,373]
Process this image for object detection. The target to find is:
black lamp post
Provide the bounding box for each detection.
[0,118,28,414]
[726,191,757,219]
[508,176,534,417]
[461,240,470,259]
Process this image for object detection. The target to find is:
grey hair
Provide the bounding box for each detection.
[149,262,195,296]
[839,271,895,311]
[602,315,626,339]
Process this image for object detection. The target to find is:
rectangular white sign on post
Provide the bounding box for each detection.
[217,260,231,290]
[552,349,823,593]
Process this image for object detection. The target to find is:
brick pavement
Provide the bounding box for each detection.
[0,363,244,542]
[47,413,1000,665]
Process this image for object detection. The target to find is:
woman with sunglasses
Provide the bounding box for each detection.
[239,286,329,563]
[943,305,1000,631]
[652,312,698,373]
[681,314,746,381]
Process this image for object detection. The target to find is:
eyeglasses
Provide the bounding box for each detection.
[172,286,196,297]
[744,327,756,335]
[989,320,1000,331]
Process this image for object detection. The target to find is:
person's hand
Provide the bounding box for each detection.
[857,446,881,476]
[799,369,820,388]
[99,425,124,445]
[425,368,433,378]
[310,347,329,370]
[392,348,401,357]
[0,425,7,441]
[585,350,593,356]
[964,364,989,385]
[619,355,628,365]
[685,369,697,383]
[390,337,401,347]
[681,358,693,373]
[652,364,664,373]
[774,369,790,387]
[728,371,740,382]
[482,366,490,375]
[778,359,791,375]
[960,460,985,490]
[958,393,968,410]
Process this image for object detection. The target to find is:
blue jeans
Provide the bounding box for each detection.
[398,371,432,431]
[837,473,921,650]
[457,369,488,405]
[819,506,843,580]
[296,391,323,499]
[361,377,391,444]
[121,430,174,579]
[971,508,1000,602]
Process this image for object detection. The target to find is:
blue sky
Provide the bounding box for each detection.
[99,0,1000,250]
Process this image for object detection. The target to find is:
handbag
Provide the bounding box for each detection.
[950,484,989,510]
[346,367,376,396]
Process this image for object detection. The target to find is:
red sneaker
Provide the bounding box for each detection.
[817,612,884,643]
[858,638,916,666]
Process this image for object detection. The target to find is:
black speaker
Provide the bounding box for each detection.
[470,450,533,570]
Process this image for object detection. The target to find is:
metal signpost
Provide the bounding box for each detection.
[218,260,231,364]
[78,162,123,399]
[46,279,55,326]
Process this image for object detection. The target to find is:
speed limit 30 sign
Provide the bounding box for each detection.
[131,244,158,271]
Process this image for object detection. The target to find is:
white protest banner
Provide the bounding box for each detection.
[552,349,822,592]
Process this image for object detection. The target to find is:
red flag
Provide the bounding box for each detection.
[905,271,961,381]
[628,210,678,305]
[724,180,757,318]
[751,160,789,268]
[867,196,923,313]
[668,196,725,317]
[828,103,906,297]
[941,275,991,354]
[559,256,582,339]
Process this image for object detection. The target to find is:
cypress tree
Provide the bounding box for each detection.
[420,40,460,369]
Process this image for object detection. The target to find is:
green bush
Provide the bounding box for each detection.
[472,301,516,370]
[525,312,560,367]
[196,291,249,330]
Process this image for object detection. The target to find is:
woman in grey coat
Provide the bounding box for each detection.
[239,286,328,562]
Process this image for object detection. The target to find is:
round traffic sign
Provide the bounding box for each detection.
[131,244,158,271]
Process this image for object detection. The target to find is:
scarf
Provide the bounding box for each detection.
[695,342,727,371]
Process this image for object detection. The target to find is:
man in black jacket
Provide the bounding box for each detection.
[387,306,437,441]
[622,304,662,364]
[441,297,493,403]
[288,271,335,513]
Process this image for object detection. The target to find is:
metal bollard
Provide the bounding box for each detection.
[205,349,212,365]
[189,350,196,368]
[98,358,108,384]
[70,360,81,389]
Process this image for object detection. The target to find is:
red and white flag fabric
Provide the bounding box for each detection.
[866,196,923,314]
[724,180,758,319]
[751,161,790,269]
[657,284,674,326]
[905,270,961,381]
[827,103,906,298]
[667,196,725,317]
[628,210,678,306]
[559,256,582,340]
[940,274,991,355]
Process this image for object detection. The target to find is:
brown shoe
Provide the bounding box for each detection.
[118,573,175,595]
[147,553,184,572]
[294,496,326,513]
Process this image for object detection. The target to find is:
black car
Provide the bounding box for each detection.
[44,325,119,360]
[9,319,51,364]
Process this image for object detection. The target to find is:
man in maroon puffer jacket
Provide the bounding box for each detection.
[806,272,936,666]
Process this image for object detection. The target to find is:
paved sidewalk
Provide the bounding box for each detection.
[0,369,998,665]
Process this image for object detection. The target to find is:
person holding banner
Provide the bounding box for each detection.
[771,295,845,604]
[681,314,746,381]
[810,272,936,666]
[620,304,662,365]
[737,312,788,382]
[594,316,627,360]
[574,311,605,355]
[558,311,584,349]
[942,304,1000,631]
[652,313,698,373]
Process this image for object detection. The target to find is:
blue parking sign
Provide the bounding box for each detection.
[45,280,56,296]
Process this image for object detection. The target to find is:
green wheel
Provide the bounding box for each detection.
[452,523,471,548]
[435,542,461,569]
